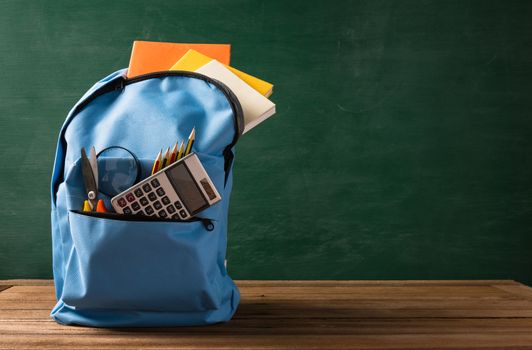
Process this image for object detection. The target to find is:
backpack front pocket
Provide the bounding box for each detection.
[61,211,223,312]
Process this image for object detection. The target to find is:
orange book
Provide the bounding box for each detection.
[127,41,231,78]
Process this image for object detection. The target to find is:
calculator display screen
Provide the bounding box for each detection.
[166,163,208,214]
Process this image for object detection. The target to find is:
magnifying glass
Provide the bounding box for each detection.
[96,146,141,197]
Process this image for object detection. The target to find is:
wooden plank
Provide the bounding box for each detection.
[6,285,521,298]
[0,279,523,287]
[0,309,51,319]
[236,280,523,287]
[0,288,517,301]
[0,286,56,301]
[2,318,532,335]
[4,305,532,323]
[4,301,532,320]
[492,284,532,301]
[2,333,532,349]
[10,283,518,291]
[3,291,532,310]
[0,286,11,293]
[3,285,525,302]
[2,303,532,319]
[0,280,53,286]
[238,286,514,298]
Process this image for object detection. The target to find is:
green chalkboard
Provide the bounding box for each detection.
[1,0,532,283]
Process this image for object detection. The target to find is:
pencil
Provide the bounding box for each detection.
[161,147,170,168]
[184,127,196,156]
[151,149,162,175]
[177,141,185,160]
[168,141,178,165]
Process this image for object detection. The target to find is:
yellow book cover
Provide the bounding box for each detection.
[170,49,273,97]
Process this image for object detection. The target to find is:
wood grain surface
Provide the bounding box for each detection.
[1,280,532,349]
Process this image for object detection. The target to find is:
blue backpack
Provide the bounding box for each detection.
[50,69,243,327]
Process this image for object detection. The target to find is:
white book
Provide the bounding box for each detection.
[195,60,276,134]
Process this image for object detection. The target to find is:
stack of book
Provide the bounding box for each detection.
[127,41,276,134]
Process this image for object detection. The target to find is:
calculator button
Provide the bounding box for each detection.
[174,201,182,209]
[171,214,179,219]
[148,192,157,201]
[139,197,149,206]
[179,210,187,218]
[131,202,141,211]
[126,193,135,202]
[117,198,127,207]
[151,179,160,188]
[145,206,154,215]
[142,183,152,192]
[134,188,143,198]
[158,210,167,218]
[123,207,132,214]
[167,205,176,214]
[153,201,162,210]
[156,187,165,196]
[162,196,170,205]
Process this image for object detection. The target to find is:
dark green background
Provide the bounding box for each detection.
[1,0,531,283]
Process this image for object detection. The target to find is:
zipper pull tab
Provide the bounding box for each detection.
[201,218,215,231]
[115,78,125,91]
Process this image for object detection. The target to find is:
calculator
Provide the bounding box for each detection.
[110,153,221,220]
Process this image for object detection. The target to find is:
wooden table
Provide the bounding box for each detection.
[1,280,532,349]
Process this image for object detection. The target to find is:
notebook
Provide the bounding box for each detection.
[171,49,273,97]
[127,41,231,78]
[196,60,276,134]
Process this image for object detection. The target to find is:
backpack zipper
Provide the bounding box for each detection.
[74,70,244,147]
[70,210,215,231]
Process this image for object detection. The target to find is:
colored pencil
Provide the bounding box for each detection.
[151,149,162,175]
[169,141,178,165]
[177,141,185,160]
[184,127,196,156]
[161,147,170,168]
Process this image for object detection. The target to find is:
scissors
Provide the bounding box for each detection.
[81,146,99,210]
